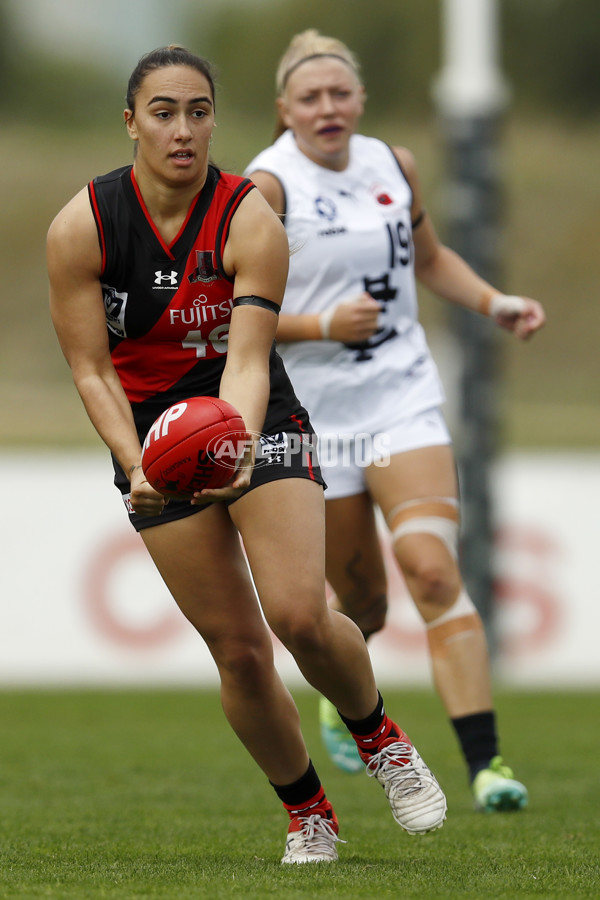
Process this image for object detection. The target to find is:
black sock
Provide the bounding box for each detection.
[451,711,498,782]
[338,691,387,735]
[270,760,327,816]
[338,692,402,755]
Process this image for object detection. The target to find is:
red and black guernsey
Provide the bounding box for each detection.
[88,164,303,440]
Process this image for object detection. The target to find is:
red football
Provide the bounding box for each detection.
[141,396,249,496]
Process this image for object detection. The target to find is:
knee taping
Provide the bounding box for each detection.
[425,589,483,655]
[388,497,460,560]
[426,587,477,628]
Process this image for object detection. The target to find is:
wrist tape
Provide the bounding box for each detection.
[319,306,336,340]
[481,292,526,318]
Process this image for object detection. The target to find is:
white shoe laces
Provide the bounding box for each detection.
[289,814,345,857]
[365,741,423,795]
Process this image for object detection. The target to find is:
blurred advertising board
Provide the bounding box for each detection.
[1,451,598,687]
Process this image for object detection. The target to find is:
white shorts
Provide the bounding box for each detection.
[316,406,452,500]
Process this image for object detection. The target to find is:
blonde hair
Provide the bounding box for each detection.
[274,29,362,138]
[276,29,361,95]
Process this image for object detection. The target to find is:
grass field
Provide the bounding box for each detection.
[0,688,598,899]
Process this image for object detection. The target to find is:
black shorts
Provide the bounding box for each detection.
[114,406,325,532]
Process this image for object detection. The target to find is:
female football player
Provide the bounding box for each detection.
[48,45,446,864]
[246,29,545,811]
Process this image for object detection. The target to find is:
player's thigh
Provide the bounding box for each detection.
[229,478,328,625]
[325,492,386,600]
[365,444,459,523]
[140,503,267,642]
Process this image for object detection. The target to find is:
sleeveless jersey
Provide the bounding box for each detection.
[88,164,300,438]
[245,132,445,435]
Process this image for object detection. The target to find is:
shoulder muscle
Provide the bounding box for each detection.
[222,188,289,301]
[47,187,102,283]
[246,170,285,217]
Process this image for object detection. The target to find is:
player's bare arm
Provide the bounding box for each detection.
[220,188,288,434]
[194,188,289,502]
[47,190,165,514]
[394,146,545,339]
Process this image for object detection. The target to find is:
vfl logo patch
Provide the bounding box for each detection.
[315,196,337,221]
[102,284,128,337]
[257,432,288,465]
[188,251,218,284]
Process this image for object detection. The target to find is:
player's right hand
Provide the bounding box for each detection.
[327,292,381,343]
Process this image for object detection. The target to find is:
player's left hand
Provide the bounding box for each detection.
[129,465,170,516]
[191,437,256,504]
[491,295,546,340]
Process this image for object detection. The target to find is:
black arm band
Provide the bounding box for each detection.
[411,208,426,229]
[232,295,281,316]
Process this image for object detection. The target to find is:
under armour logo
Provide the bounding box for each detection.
[155,270,178,285]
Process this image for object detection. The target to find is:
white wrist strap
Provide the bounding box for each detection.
[319,306,336,340]
[488,294,527,318]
